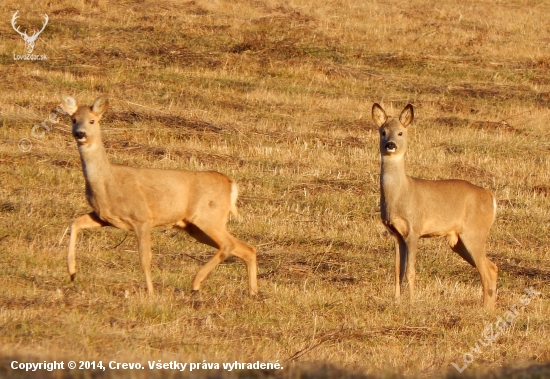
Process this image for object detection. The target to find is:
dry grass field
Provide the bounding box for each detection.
[0,0,549,378]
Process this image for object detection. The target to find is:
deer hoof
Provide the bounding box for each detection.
[252,291,266,300]
[191,290,201,309]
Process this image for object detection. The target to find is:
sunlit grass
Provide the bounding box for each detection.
[0,0,549,378]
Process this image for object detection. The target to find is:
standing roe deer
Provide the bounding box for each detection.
[62,96,258,297]
[372,103,498,310]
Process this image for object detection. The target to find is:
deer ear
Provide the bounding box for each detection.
[92,97,109,118]
[399,104,414,127]
[372,103,387,127]
[61,96,78,116]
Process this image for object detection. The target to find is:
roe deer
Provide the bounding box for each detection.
[372,103,497,310]
[62,96,257,297]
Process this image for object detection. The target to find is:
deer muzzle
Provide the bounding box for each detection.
[74,131,87,142]
[385,141,397,152]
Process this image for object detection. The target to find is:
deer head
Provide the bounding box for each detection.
[12,11,49,54]
[62,96,109,148]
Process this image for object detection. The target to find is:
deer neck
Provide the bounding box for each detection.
[77,139,114,207]
[380,154,410,219]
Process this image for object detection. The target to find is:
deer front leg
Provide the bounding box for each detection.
[134,222,154,295]
[67,212,107,281]
[394,236,408,301]
[405,236,418,303]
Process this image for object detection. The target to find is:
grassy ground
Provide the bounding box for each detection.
[0,0,549,378]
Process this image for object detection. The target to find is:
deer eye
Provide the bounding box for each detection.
[90,120,95,124]
[398,132,403,136]
[71,118,76,124]
[381,131,386,136]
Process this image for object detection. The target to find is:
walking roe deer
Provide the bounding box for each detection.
[62,96,258,297]
[372,103,498,310]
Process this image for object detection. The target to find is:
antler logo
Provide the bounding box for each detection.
[12,11,49,54]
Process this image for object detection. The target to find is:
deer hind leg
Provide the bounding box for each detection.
[452,234,497,310]
[449,232,476,267]
[182,222,219,249]
[67,212,108,282]
[180,222,229,292]
[185,221,257,296]
[227,235,257,296]
[190,230,233,292]
[133,222,154,295]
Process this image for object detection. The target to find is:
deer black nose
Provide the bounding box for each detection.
[74,131,86,140]
[385,142,397,150]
